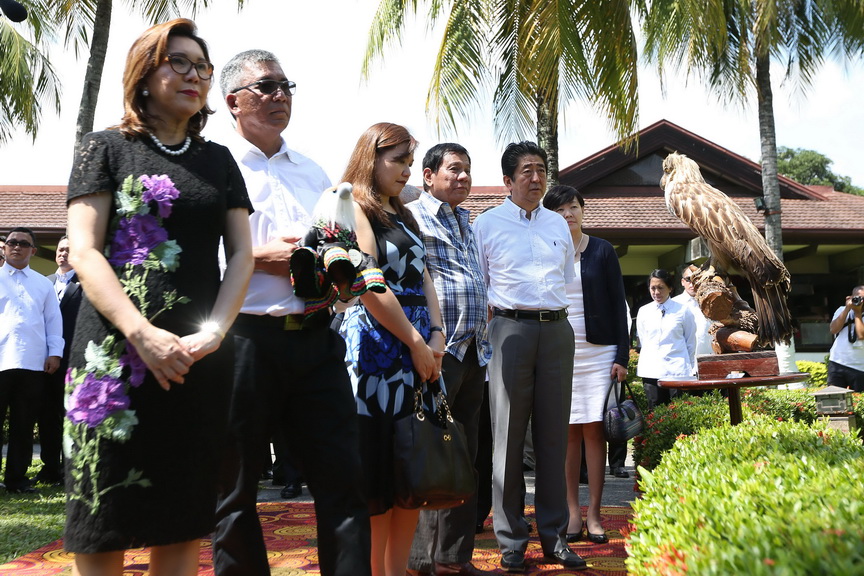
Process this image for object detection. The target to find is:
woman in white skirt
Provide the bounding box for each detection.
[543,186,630,544]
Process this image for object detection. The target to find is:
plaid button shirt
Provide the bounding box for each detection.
[408,192,492,365]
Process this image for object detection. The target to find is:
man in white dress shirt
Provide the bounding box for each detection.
[473,142,585,572]
[672,264,715,373]
[0,228,63,493]
[212,50,370,576]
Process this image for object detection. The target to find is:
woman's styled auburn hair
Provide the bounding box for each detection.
[116,18,213,139]
[341,122,420,233]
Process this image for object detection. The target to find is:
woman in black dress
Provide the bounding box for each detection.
[64,19,253,576]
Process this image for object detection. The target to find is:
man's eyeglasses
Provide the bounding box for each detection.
[231,79,296,97]
[682,276,693,284]
[6,239,34,248]
[165,54,214,80]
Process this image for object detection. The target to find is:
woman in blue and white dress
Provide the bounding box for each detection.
[339,122,445,576]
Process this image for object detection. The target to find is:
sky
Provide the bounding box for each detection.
[3,1,864,190]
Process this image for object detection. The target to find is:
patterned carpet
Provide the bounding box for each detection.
[0,503,632,575]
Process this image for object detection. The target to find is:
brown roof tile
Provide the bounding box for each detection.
[0,186,68,236]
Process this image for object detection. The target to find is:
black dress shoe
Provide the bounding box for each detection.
[280,482,302,499]
[475,522,485,534]
[433,561,494,575]
[545,548,587,570]
[500,550,525,573]
[6,485,38,494]
[612,467,629,478]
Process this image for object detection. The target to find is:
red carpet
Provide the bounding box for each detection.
[0,503,632,575]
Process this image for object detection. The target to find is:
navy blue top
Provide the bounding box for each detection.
[580,236,630,367]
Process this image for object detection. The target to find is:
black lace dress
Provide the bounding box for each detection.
[64,130,252,553]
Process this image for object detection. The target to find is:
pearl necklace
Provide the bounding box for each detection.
[148,131,192,156]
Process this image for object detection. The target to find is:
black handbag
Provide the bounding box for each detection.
[603,377,645,442]
[392,380,475,510]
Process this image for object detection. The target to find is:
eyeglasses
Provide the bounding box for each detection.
[6,239,34,248]
[682,276,693,284]
[231,79,296,96]
[164,54,214,80]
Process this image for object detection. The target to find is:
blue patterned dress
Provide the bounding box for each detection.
[340,211,430,514]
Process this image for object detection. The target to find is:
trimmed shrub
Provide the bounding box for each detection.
[797,360,828,388]
[628,419,864,575]
[741,387,818,425]
[631,391,730,472]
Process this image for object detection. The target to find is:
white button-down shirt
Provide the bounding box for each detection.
[224,131,331,316]
[0,264,64,372]
[636,297,696,380]
[673,292,715,360]
[473,198,575,311]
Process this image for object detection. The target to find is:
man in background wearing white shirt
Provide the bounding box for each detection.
[473,142,586,573]
[672,264,715,373]
[212,50,370,576]
[0,228,63,494]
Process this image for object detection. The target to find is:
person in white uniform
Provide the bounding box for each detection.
[636,269,696,409]
[672,264,715,374]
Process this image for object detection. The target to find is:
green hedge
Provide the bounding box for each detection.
[632,391,731,471]
[628,419,864,575]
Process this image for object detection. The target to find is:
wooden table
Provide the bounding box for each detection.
[658,372,809,425]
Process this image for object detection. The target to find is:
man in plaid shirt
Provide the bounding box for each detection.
[405,143,493,576]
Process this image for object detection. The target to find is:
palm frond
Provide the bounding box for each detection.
[0,20,62,144]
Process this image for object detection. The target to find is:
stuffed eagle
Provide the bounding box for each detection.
[290,182,386,317]
[660,152,793,346]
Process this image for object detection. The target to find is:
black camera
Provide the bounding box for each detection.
[852,296,864,306]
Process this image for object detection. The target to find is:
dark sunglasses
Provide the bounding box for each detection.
[6,239,34,248]
[682,276,693,283]
[165,54,214,80]
[231,79,296,96]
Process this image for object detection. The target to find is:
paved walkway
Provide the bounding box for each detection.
[256,453,639,507]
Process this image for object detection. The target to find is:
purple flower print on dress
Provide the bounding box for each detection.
[140,174,180,218]
[68,373,131,428]
[108,213,168,266]
[120,342,146,388]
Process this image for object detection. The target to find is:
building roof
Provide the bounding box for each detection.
[459,121,864,245]
[0,185,68,236]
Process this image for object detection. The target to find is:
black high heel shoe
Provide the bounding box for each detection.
[565,527,585,543]
[586,528,609,544]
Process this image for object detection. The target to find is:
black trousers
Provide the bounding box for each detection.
[212,315,371,576]
[37,365,67,479]
[0,369,44,489]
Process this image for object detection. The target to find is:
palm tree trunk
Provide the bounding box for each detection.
[75,0,112,144]
[536,90,559,187]
[756,52,797,372]
[755,53,783,263]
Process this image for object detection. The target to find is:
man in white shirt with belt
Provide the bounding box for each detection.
[0,227,63,493]
[212,50,370,576]
[473,142,585,572]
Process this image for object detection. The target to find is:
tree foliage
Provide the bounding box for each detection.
[777,146,864,195]
[0,4,62,144]
[362,0,643,184]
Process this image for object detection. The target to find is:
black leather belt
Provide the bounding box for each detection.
[235,311,331,331]
[492,308,567,322]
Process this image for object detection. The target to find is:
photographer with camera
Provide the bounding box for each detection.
[828,286,864,392]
